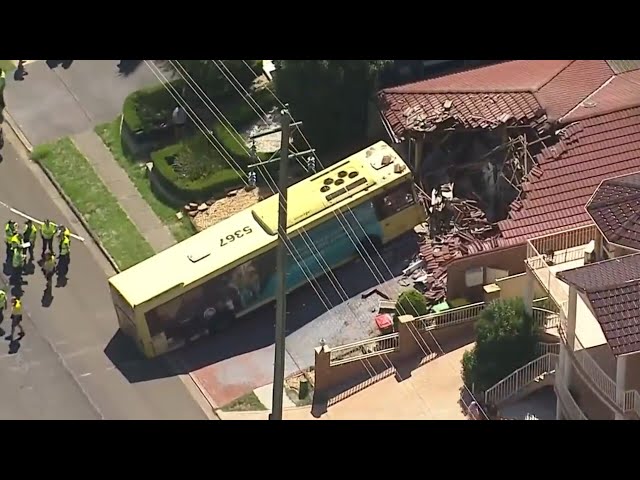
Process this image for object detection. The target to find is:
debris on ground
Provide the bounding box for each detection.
[186,186,272,231]
[403,183,500,306]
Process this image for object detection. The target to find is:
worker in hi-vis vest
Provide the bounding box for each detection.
[10,297,24,340]
[40,219,57,258]
[23,220,37,263]
[4,220,16,262]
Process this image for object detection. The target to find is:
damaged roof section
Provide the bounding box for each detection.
[378,60,630,140]
[586,172,640,251]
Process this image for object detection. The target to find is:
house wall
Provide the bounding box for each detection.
[493,272,546,301]
[447,244,527,302]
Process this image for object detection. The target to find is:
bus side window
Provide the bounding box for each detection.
[373,182,416,220]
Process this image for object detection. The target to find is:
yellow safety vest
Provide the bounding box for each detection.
[0,291,6,309]
[9,233,21,249]
[24,224,37,243]
[4,223,15,244]
[41,222,57,240]
[12,299,22,316]
[44,255,56,273]
[11,248,24,268]
[60,237,70,256]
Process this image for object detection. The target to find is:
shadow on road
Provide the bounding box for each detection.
[117,60,143,77]
[105,233,420,384]
[46,60,74,70]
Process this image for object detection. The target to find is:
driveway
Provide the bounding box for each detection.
[4,60,159,145]
[170,233,420,408]
[217,343,474,420]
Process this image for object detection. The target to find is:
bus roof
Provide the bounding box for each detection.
[108,141,412,308]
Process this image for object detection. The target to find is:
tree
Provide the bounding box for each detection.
[167,60,263,104]
[462,297,540,393]
[273,60,392,160]
[396,289,429,317]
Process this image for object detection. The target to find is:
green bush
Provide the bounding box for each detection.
[123,80,184,134]
[396,289,429,317]
[151,134,245,202]
[461,297,540,393]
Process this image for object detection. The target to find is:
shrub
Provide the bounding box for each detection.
[461,297,540,393]
[123,80,184,134]
[151,134,244,202]
[396,289,429,317]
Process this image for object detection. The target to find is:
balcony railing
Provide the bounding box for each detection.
[413,302,485,332]
[558,308,640,418]
[526,224,598,297]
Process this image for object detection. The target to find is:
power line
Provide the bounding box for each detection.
[237,60,490,419]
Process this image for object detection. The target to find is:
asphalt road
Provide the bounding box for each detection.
[5,60,159,146]
[0,128,208,419]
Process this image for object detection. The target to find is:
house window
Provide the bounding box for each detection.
[465,267,484,287]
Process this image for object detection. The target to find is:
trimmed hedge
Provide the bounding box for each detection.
[151,135,245,202]
[123,80,184,134]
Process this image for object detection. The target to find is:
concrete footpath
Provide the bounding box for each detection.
[71,130,175,253]
[218,344,474,420]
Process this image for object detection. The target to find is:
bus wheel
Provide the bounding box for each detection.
[364,235,382,256]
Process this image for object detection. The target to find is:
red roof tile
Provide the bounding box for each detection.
[586,172,640,251]
[558,254,640,356]
[561,70,640,123]
[383,60,572,94]
[498,107,640,244]
[535,60,614,121]
[379,91,541,138]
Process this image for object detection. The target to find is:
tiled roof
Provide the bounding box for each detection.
[606,60,640,75]
[382,60,572,94]
[558,254,640,356]
[586,172,640,251]
[535,60,613,122]
[379,91,542,137]
[377,60,622,138]
[498,107,640,244]
[561,70,640,123]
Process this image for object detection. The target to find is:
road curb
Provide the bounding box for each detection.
[4,108,219,420]
[3,110,122,274]
[3,110,33,153]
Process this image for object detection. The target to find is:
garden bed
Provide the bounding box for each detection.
[95,117,196,242]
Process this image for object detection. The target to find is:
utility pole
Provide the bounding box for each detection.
[249,107,311,421]
[271,107,291,421]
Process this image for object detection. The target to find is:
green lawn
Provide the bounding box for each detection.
[221,392,267,412]
[31,138,155,270]
[95,117,196,242]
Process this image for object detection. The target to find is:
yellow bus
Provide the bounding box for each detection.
[108,141,426,358]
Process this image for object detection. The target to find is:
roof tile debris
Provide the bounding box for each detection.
[558,254,640,356]
[408,187,499,305]
[381,92,543,137]
[586,172,640,251]
[498,106,640,245]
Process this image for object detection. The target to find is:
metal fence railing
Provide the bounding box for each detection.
[329,332,400,366]
[413,302,485,332]
[484,353,558,407]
